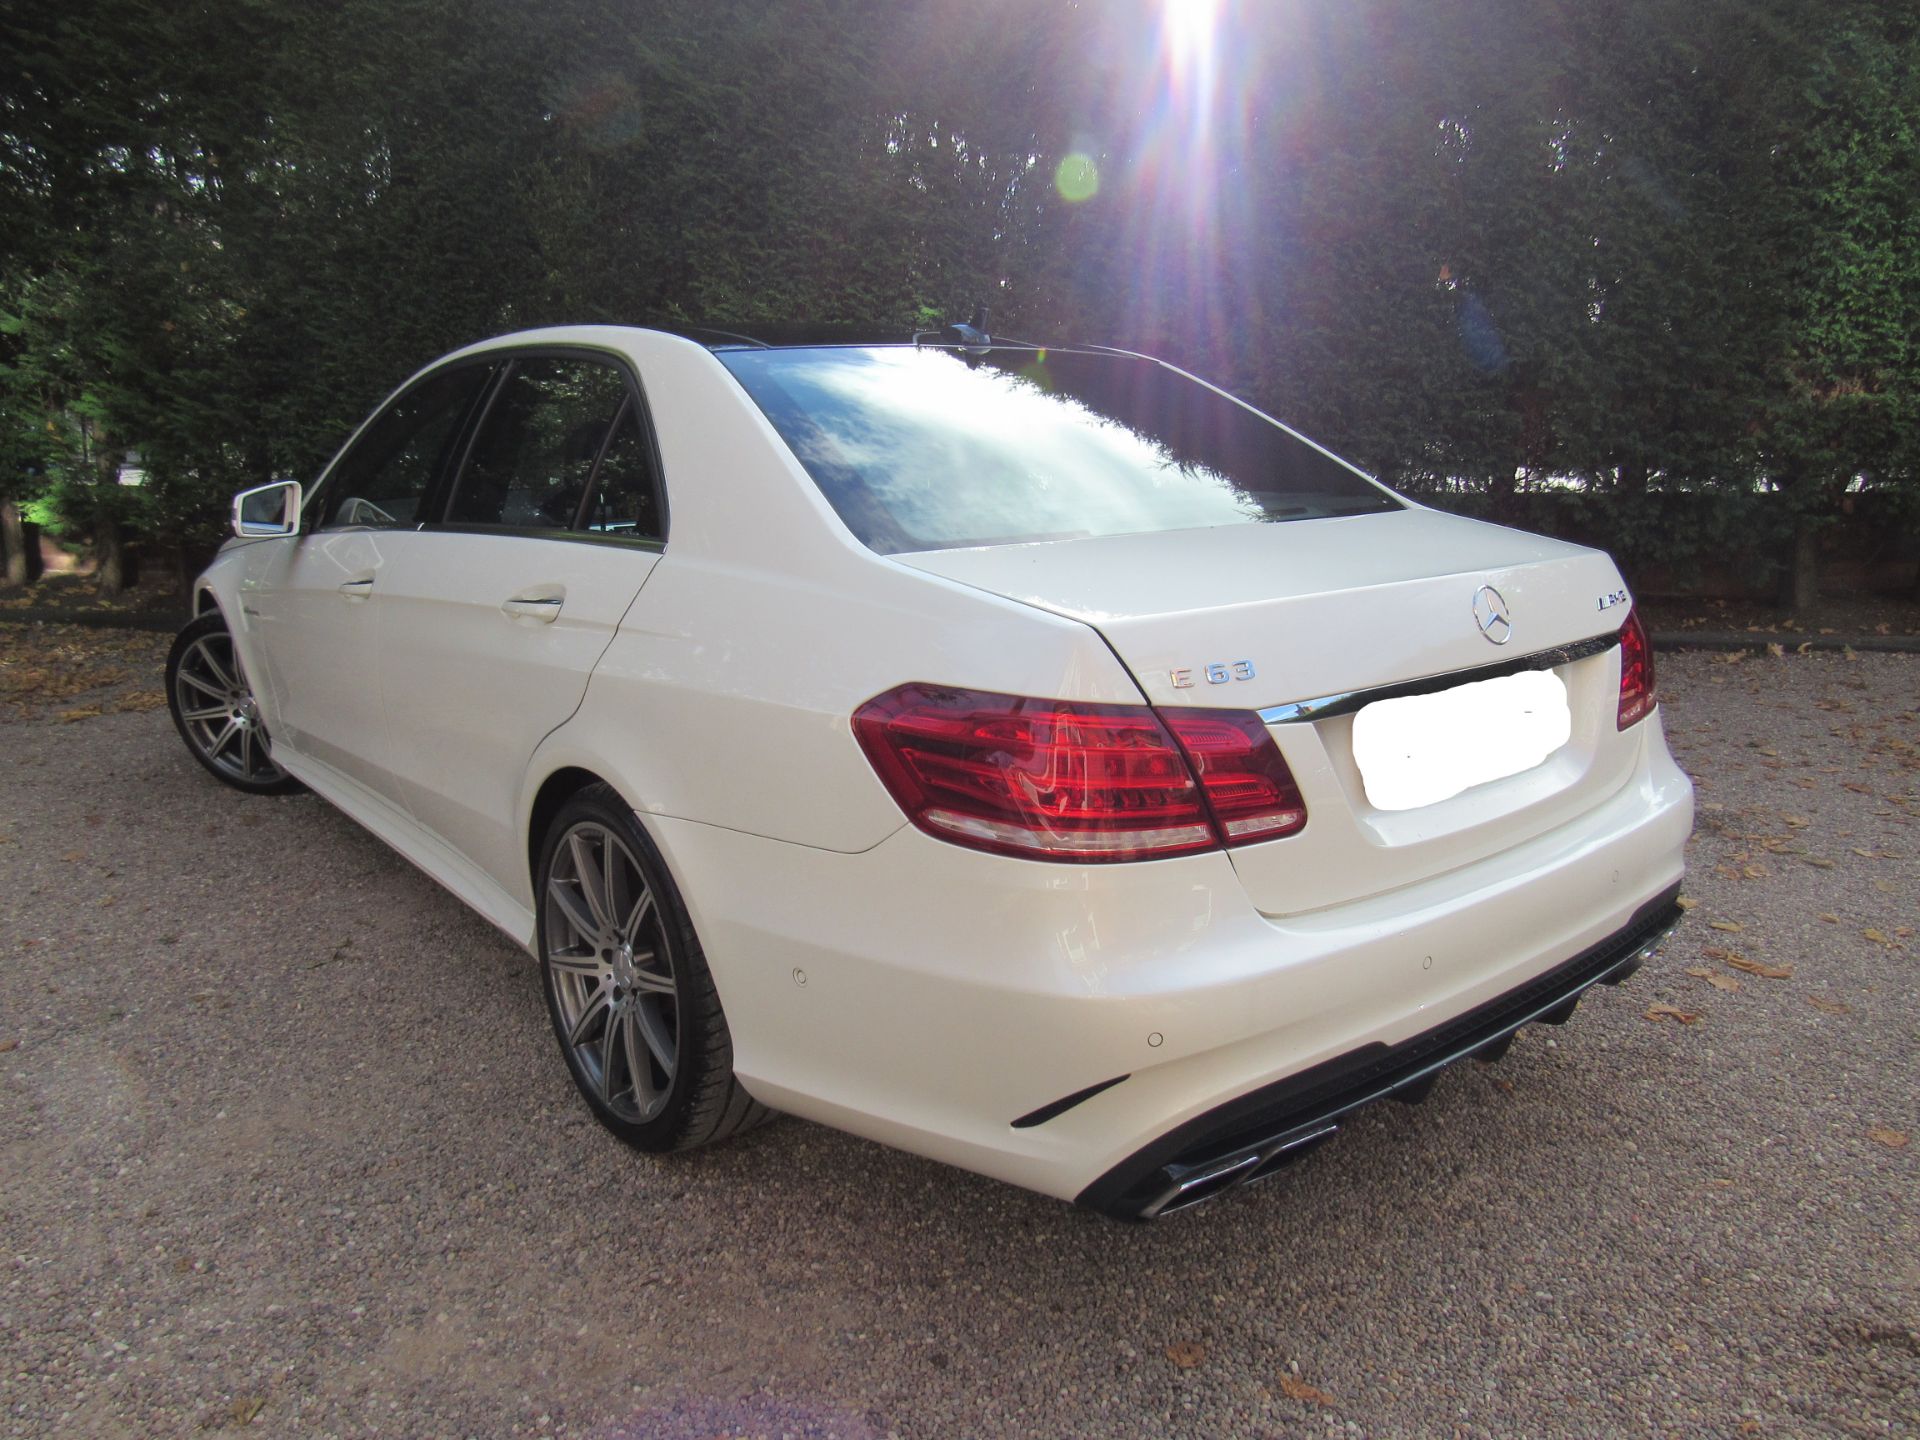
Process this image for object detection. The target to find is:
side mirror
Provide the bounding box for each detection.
[232,480,303,538]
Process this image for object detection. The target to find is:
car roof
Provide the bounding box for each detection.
[637,321,1072,353]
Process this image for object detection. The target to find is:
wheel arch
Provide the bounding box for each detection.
[526,766,609,897]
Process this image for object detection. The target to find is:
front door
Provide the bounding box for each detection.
[247,361,495,799]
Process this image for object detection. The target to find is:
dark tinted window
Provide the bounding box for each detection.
[577,402,662,541]
[446,357,628,530]
[719,346,1398,554]
[316,364,492,530]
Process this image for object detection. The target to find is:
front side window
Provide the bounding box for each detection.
[445,357,632,531]
[719,346,1399,554]
[314,364,493,530]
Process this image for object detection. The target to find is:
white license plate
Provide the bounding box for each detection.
[1351,669,1571,812]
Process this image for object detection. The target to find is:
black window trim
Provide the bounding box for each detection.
[426,344,671,550]
[302,356,504,536]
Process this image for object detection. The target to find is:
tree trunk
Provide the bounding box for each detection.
[96,514,126,597]
[1779,516,1819,613]
[0,500,25,588]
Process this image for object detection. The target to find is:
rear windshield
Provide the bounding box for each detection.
[718,345,1398,554]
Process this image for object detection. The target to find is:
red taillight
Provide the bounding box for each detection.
[852,684,1307,863]
[1160,709,1309,844]
[1617,606,1657,729]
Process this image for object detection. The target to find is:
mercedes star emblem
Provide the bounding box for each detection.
[1472,584,1513,645]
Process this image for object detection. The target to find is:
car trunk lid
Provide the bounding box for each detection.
[893,506,1642,915]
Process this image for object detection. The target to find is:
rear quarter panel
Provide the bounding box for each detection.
[527,332,1149,855]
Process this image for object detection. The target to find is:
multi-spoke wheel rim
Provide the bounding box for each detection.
[172,631,286,786]
[544,822,678,1123]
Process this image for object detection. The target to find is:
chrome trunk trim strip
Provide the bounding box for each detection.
[1258,631,1620,726]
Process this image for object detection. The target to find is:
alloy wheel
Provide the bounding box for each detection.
[171,630,287,787]
[543,821,679,1123]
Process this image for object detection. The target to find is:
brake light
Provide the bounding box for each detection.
[1160,709,1309,843]
[852,684,1307,863]
[1617,606,1656,729]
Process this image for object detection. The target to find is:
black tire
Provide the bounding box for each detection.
[535,783,771,1151]
[165,611,302,795]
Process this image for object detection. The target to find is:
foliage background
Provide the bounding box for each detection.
[3,0,1916,600]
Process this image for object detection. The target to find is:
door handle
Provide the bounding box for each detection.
[502,595,564,623]
[338,576,374,600]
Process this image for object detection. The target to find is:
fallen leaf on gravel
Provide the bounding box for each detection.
[1765,642,1784,658]
[61,850,83,862]
[1676,896,1699,911]
[1843,782,1874,795]
[1645,1004,1701,1024]
[1819,913,1840,924]
[58,706,102,722]
[1724,955,1793,979]
[1863,929,1895,946]
[1165,1342,1206,1368]
[0,1039,17,1053]
[1866,1128,1909,1149]
[1875,879,1897,894]
[231,1396,267,1424]
[1802,856,1834,868]
[1807,996,1851,1015]
[1782,815,1810,828]
[112,689,167,713]
[1278,1375,1337,1407]
[1708,921,1744,933]
[1684,968,1742,992]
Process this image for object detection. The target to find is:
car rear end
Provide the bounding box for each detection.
[666,339,1693,1216]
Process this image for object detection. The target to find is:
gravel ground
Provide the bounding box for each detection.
[1,637,1915,1440]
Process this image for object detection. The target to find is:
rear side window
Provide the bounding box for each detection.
[719,346,1398,554]
[315,364,493,530]
[446,357,636,532]
[577,402,662,540]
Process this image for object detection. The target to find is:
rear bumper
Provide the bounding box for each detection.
[1077,885,1683,1218]
[648,717,1693,1209]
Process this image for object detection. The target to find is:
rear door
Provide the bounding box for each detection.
[373,350,667,897]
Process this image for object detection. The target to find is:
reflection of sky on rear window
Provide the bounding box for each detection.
[765,349,1260,548]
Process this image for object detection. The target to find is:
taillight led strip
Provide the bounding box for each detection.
[853,684,1307,864]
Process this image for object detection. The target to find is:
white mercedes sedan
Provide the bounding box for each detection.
[169,324,1692,1218]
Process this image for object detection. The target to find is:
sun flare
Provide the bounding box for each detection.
[1162,0,1223,79]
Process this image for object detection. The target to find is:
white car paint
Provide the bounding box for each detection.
[195,324,1692,1216]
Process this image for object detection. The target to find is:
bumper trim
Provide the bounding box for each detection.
[1076,883,1684,1220]
[1010,1074,1130,1130]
